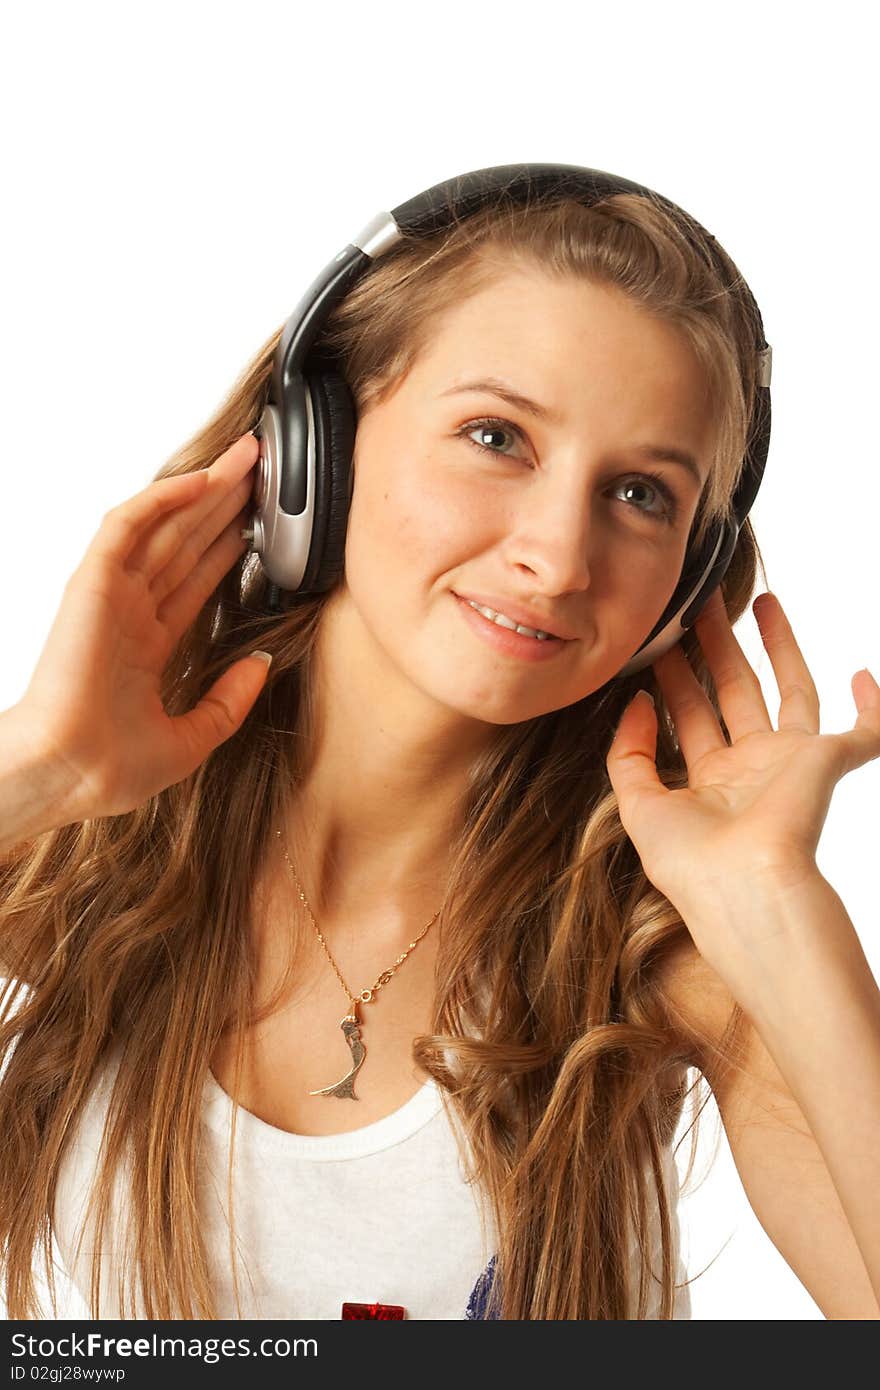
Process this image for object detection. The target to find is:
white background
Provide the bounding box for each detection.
[1,0,877,1320]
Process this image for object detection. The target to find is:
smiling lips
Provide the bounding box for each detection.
[453,593,572,663]
[453,592,575,641]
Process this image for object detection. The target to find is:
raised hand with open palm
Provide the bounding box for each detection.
[12,432,272,823]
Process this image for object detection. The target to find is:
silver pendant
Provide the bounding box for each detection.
[308,1000,366,1100]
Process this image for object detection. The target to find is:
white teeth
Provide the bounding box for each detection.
[466,599,552,641]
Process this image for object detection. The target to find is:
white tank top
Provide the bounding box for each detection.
[42,1046,692,1320]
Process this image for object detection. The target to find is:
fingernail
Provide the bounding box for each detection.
[638,689,655,710]
[251,650,273,667]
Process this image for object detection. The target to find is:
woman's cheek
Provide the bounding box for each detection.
[385,457,492,572]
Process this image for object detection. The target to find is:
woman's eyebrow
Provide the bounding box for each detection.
[440,377,563,424]
[439,377,704,486]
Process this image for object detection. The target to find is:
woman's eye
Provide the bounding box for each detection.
[456,416,679,525]
[459,417,524,458]
[613,474,678,525]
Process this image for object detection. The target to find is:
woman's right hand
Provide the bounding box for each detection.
[13,431,273,822]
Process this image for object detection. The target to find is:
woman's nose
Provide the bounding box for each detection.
[505,492,595,596]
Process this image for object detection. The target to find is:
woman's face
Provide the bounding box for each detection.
[334,264,717,726]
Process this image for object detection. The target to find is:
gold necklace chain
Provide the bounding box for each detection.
[275,828,441,1011]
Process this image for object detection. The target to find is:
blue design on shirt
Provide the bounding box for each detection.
[464,1254,501,1319]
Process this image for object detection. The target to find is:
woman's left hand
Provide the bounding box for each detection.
[606,586,880,936]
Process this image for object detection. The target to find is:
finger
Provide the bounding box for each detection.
[606,689,669,816]
[752,592,820,735]
[91,469,210,571]
[837,668,880,777]
[147,471,255,604]
[156,508,251,640]
[692,585,773,741]
[652,641,729,767]
[167,650,272,775]
[126,434,259,586]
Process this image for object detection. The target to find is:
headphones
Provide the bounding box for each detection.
[241,162,772,678]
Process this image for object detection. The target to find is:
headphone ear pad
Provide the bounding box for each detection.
[300,368,357,594]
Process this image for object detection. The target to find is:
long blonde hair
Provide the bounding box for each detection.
[0,188,770,1319]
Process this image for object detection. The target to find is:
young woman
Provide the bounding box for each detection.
[1,179,879,1321]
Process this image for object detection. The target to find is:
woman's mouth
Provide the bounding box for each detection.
[452,593,570,662]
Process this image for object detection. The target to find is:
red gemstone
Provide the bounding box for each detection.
[341,1301,406,1319]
